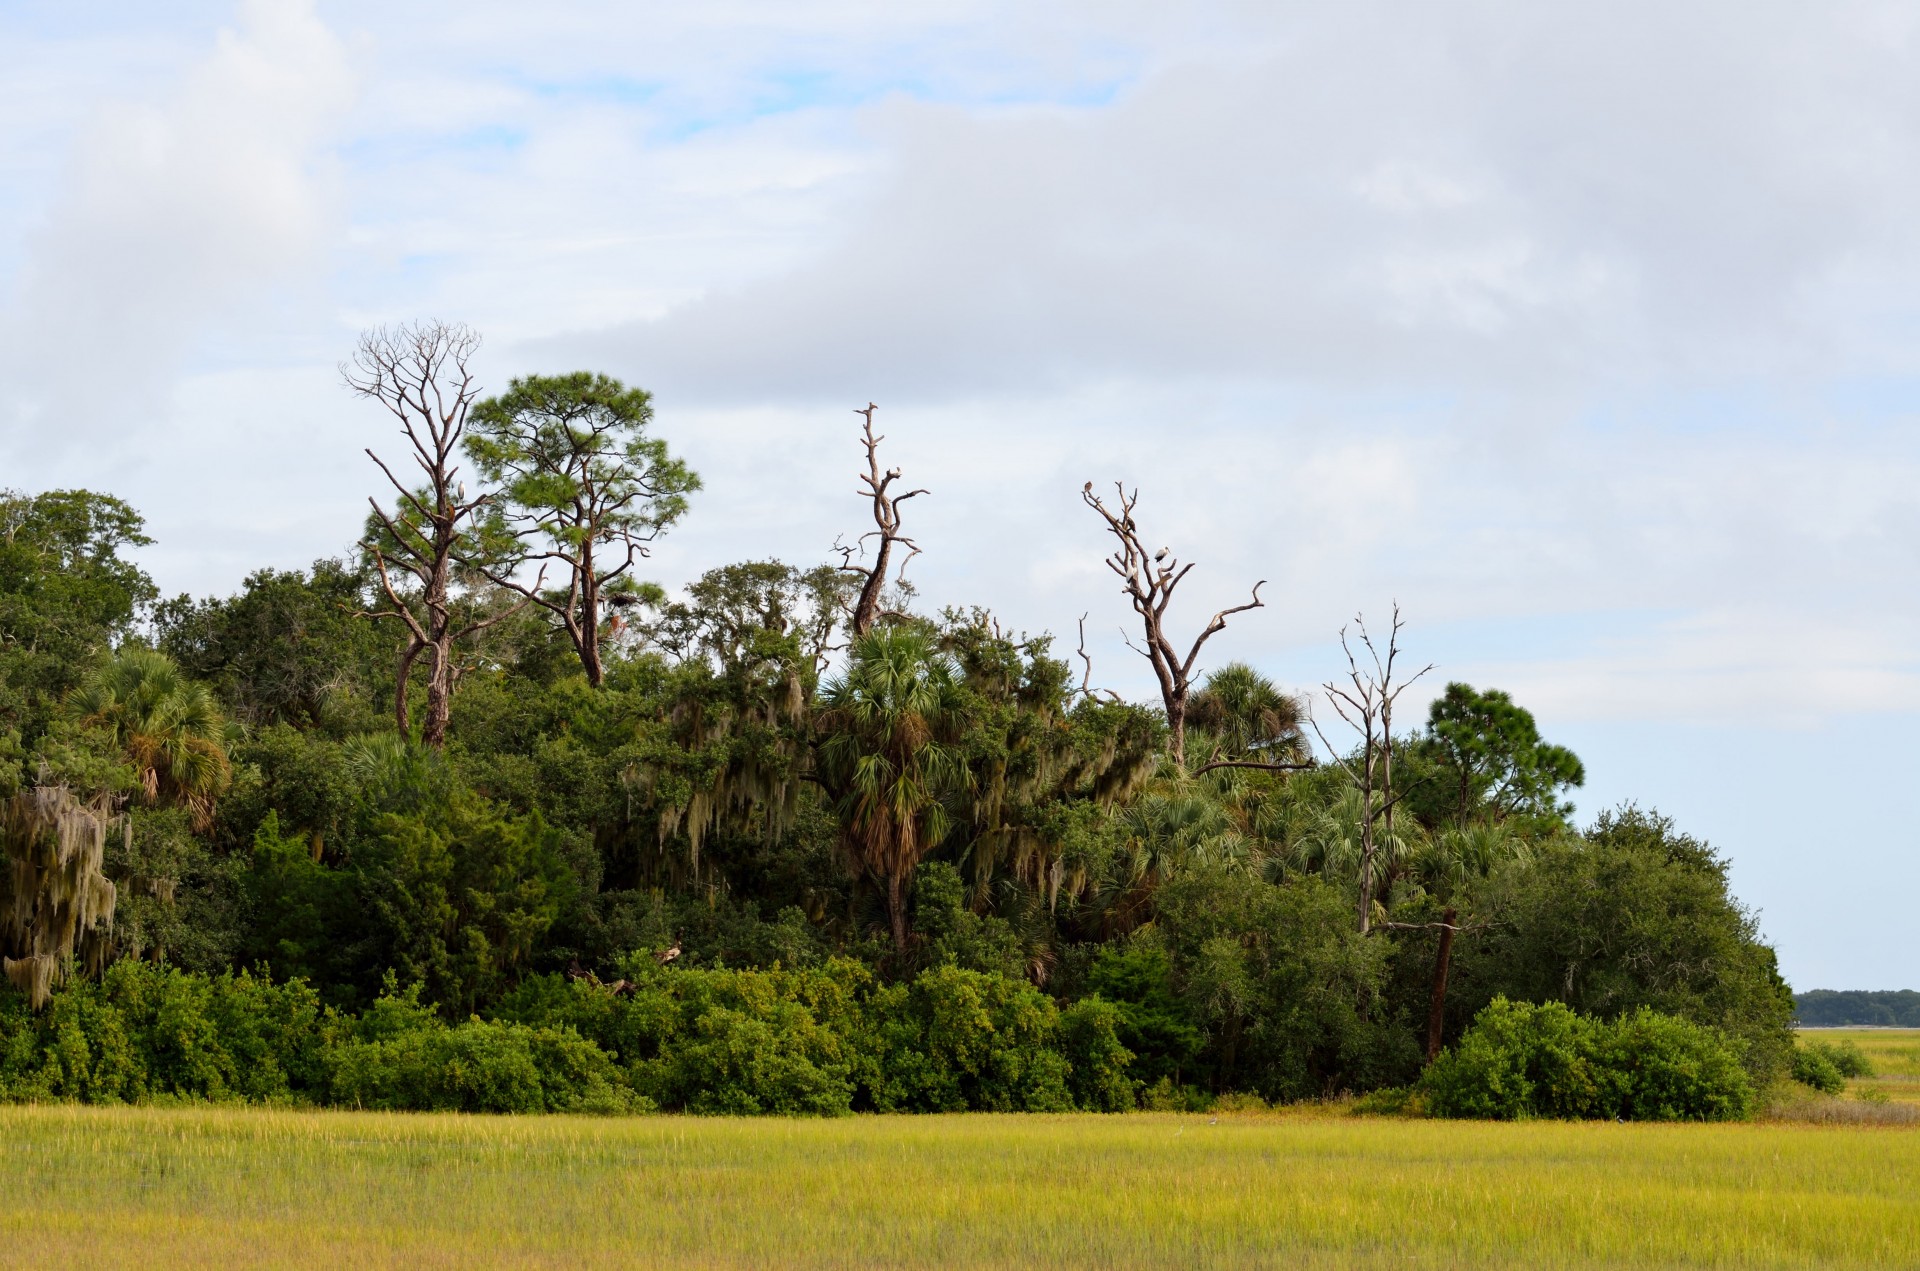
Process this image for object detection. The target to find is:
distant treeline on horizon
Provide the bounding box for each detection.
[1794,990,1920,1027]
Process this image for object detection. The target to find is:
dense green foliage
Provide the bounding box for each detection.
[0,958,1136,1114]
[1420,998,1754,1121]
[0,396,1807,1117]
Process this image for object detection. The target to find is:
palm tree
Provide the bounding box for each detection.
[70,648,232,829]
[1186,662,1308,767]
[815,628,974,953]
[1280,786,1426,894]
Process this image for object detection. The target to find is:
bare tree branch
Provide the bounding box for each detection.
[845,404,926,636]
[1315,604,1433,935]
[343,320,486,745]
[1081,480,1265,767]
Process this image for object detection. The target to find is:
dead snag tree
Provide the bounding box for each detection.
[839,404,926,637]
[1081,481,1265,768]
[1310,605,1433,935]
[344,321,523,746]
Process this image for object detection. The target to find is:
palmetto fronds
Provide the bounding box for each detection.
[70,648,231,829]
[1186,663,1309,766]
[1278,786,1427,887]
[815,627,974,951]
[1412,823,1531,903]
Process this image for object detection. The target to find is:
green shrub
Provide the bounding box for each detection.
[1057,998,1136,1111]
[0,962,326,1104]
[1592,1007,1754,1121]
[637,1004,851,1115]
[1791,1045,1846,1095]
[325,984,636,1114]
[1798,1037,1872,1079]
[1422,997,1751,1121]
[1421,999,1596,1120]
[858,965,1072,1112]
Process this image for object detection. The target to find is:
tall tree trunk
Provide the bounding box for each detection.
[421,641,453,747]
[394,638,421,736]
[887,870,909,954]
[1356,737,1378,935]
[578,562,605,687]
[1424,906,1458,1062]
[580,623,605,686]
[1166,693,1187,769]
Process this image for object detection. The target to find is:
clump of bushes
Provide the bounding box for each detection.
[0,961,328,1103]
[1420,997,1753,1121]
[496,958,1125,1114]
[1790,1036,1872,1095]
[325,983,641,1114]
[1790,1044,1845,1095]
[1,958,1141,1115]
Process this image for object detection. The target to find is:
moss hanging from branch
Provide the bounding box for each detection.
[1,785,122,1009]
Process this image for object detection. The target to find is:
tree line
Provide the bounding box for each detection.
[0,321,1800,1113]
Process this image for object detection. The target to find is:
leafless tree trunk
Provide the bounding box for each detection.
[839,404,926,637]
[1425,906,1458,1062]
[1311,606,1432,934]
[1081,482,1265,768]
[343,321,523,746]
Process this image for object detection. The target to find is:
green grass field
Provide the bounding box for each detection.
[4,1105,1918,1270]
[1803,1027,1920,1104]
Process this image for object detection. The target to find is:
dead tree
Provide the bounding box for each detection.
[1081,482,1264,768]
[839,404,926,636]
[343,321,524,746]
[1310,606,1433,935]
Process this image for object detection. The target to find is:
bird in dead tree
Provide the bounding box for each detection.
[653,940,682,965]
[1155,548,1169,563]
[1083,481,1093,494]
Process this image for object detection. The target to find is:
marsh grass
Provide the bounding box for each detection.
[3,1105,1918,1269]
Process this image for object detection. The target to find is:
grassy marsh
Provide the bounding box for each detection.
[3,1104,1918,1269]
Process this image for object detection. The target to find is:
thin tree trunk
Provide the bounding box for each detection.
[394,639,421,736]
[1357,731,1378,935]
[1166,694,1187,769]
[1425,906,1457,1063]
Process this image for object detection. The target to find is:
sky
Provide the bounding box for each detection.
[2,0,1916,990]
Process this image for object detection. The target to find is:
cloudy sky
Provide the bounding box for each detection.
[4,0,1916,988]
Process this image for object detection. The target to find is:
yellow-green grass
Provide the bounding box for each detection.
[4,1106,1918,1270]
[1802,1027,1920,1103]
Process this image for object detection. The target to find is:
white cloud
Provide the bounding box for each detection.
[0,0,353,451]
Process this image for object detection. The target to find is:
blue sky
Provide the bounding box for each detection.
[3,0,1917,989]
